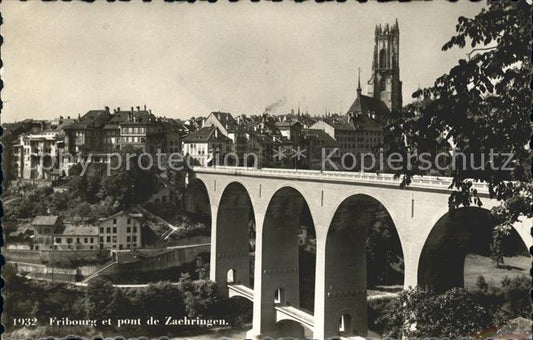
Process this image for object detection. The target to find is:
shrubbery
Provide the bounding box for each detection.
[473,274,531,327]
[84,274,218,325]
[4,267,222,337]
[376,275,530,338]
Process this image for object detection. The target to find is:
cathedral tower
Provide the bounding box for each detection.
[367,19,402,112]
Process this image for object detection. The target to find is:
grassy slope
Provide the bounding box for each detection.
[464,254,530,289]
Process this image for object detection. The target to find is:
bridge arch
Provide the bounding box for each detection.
[183,178,211,218]
[258,185,317,337]
[271,319,309,340]
[322,193,404,338]
[418,206,529,293]
[213,181,255,294]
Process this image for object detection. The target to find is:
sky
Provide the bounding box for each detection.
[1,1,487,123]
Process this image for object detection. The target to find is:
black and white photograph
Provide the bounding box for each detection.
[1,1,531,339]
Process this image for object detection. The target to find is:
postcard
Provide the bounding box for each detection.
[1,1,531,339]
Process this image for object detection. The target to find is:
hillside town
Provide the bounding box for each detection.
[3,84,393,183]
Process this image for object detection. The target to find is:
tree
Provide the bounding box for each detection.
[195,255,209,280]
[129,281,186,319]
[101,148,160,209]
[85,277,118,320]
[387,0,531,261]
[380,287,490,338]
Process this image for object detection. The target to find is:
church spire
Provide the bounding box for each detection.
[357,67,362,94]
[368,20,402,112]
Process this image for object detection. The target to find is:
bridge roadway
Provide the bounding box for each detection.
[274,304,314,332]
[228,283,254,301]
[228,283,314,331]
[197,166,492,195]
[186,166,531,339]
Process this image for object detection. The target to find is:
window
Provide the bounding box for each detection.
[133,226,137,233]
[106,236,111,242]
[100,237,104,243]
[106,227,111,233]
[90,238,94,243]
[132,236,137,242]
[127,227,131,233]
[113,218,117,225]
[67,238,73,244]
[84,238,88,243]
[113,227,117,233]
[100,227,104,233]
[227,269,235,284]
[339,314,352,335]
[112,236,117,242]
[127,218,131,224]
[55,238,61,243]
[274,288,285,304]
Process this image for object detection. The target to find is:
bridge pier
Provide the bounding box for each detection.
[210,183,254,296]
[249,188,303,338]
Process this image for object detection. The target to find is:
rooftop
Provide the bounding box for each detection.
[182,126,232,143]
[56,224,99,236]
[32,215,61,226]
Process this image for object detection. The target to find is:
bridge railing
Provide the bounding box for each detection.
[194,166,490,193]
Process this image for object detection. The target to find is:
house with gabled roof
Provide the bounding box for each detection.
[182,126,232,166]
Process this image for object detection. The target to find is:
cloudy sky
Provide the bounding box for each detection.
[1,1,486,122]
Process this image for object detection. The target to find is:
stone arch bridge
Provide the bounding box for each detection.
[184,166,531,339]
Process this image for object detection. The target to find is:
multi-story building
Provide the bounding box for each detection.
[31,211,143,251]
[119,107,166,154]
[53,224,99,250]
[301,128,339,170]
[14,130,64,179]
[98,211,143,250]
[32,216,63,250]
[63,108,110,156]
[203,111,251,158]
[182,126,232,166]
[275,120,303,142]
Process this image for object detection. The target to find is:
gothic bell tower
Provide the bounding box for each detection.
[367,19,402,112]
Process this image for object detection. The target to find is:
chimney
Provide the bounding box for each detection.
[105,106,110,114]
[137,106,141,111]
[144,104,147,111]
[131,106,134,112]
[117,107,120,112]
